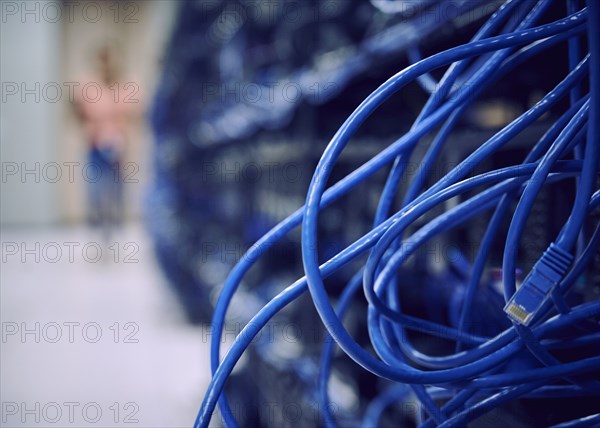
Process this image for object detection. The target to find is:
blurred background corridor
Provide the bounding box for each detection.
[1,2,211,426]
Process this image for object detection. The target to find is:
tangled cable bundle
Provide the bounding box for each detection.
[195,1,600,427]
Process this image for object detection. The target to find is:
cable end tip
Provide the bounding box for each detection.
[504,301,533,326]
[503,243,573,326]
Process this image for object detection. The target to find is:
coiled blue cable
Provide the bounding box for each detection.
[195,3,599,427]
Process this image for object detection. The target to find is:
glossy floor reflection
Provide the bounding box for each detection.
[1,224,210,427]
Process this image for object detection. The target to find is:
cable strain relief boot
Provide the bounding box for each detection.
[504,243,573,326]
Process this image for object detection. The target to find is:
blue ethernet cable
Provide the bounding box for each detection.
[392,33,591,353]
[374,169,584,350]
[199,254,599,428]
[456,94,589,351]
[376,3,596,412]
[353,164,583,371]
[377,0,565,238]
[567,0,587,258]
[366,29,589,393]
[407,44,439,94]
[499,6,600,391]
[301,13,589,362]
[201,14,591,427]
[376,103,596,422]
[361,383,411,427]
[502,100,589,322]
[365,167,580,331]
[321,166,523,426]
[361,23,549,414]
[361,57,588,329]
[568,0,584,106]
[439,381,547,428]
[436,290,600,407]
[498,98,597,393]
[557,0,600,251]
[383,0,542,208]
[402,26,587,213]
[552,413,600,428]
[199,257,599,426]
[200,163,544,425]
[197,162,586,427]
[318,271,364,428]
[374,1,545,322]
[366,171,585,370]
[196,5,599,427]
[501,0,599,342]
[375,0,538,225]
[318,270,444,427]
[423,200,600,422]
[422,303,600,427]
[473,354,600,388]
[363,50,589,326]
[199,68,592,428]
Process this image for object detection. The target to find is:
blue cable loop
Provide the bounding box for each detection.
[195,4,600,427]
[203,13,590,426]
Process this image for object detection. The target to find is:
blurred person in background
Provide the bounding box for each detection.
[74,45,138,238]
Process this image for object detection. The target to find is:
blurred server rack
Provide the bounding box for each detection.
[148,1,600,427]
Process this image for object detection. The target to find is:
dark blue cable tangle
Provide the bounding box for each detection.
[196,4,599,427]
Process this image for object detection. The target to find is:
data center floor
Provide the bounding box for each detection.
[1,224,211,427]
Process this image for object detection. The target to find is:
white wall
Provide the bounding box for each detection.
[1,8,62,225]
